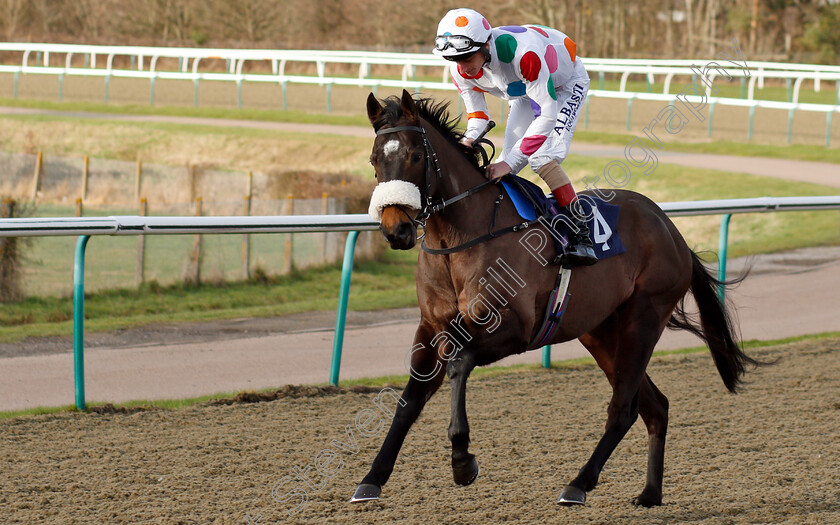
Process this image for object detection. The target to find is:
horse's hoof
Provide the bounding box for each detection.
[632,488,662,507]
[349,484,381,503]
[557,485,586,506]
[452,455,480,486]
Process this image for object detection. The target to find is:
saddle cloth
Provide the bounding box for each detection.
[496,175,625,349]
[499,175,625,261]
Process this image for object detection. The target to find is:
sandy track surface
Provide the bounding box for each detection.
[2,337,839,524]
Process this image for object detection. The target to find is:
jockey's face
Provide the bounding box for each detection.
[454,45,488,78]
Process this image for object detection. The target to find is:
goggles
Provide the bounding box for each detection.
[434,34,480,53]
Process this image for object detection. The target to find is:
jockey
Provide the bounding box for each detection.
[433,8,598,266]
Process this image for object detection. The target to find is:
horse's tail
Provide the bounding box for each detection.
[667,251,763,393]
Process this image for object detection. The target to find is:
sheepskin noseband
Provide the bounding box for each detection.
[368,180,422,222]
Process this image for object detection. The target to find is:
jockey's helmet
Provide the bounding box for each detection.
[433,8,491,61]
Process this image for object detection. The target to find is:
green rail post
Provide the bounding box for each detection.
[104,75,110,103]
[707,101,716,138]
[785,78,792,102]
[13,71,18,98]
[542,345,551,368]
[717,214,732,303]
[740,76,746,99]
[584,94,592,129]
[330,231,361,386]
[748,106,756,141]
[826,112,833,148]
[149,77,156,105]
[786,108,795,144]
[626,97,634,131]
[237,79,243,109]
[599,71,604,90]
[74,235,91,410]
[281,81,287,110]
[193,78,200,107]
[326,83,332,113]
[58,73,64,101]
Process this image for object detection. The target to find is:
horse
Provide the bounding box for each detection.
[352,89,760,507]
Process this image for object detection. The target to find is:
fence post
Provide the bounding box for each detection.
[825,111,833,148]
[786,108,795,144]
[74,235,91,410]
[242,171,252,280]
[321,193,329,262]
[717,214,732,303]
[707,101,716,138]
[186,197,202,285]
[330,230,361,386]
[136,198,147,286]
[542,345,551,368]
[75,198,83,217]
[626,96,634,131]
[747,106,756,141]
[283,194,294,273]
[149,76,156,105]
[135,160,143,202]
[81,155,89,202]
[31,151,42,200]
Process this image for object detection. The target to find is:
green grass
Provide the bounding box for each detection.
[3,156,838,343]
[3,331,837,420]
[3,95,839,165]
[0,247,419,343]
[0,96,373,128]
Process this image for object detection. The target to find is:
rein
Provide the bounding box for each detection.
[375,122,537,255]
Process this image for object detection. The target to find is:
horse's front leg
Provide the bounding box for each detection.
[447,349,479,485]
[351,323,445,502]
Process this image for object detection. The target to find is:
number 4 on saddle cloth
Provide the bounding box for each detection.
[498,174,626,349]
[498,174,625,262]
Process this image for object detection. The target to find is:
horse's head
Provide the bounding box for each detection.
[366,90,429,250]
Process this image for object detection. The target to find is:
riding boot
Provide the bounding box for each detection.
[550,187,598,267]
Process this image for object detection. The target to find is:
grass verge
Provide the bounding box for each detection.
[2,331,837,420]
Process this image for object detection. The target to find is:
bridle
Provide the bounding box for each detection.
[375,122,536,255]
[375,123,497,229]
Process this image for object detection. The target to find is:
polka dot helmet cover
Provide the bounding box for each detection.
[433,8,491,58]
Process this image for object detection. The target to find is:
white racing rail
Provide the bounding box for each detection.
[1,43,839,143]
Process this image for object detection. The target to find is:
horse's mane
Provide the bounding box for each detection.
[375,96,482,169]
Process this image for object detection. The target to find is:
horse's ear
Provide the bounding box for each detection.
[400,89,419,123]
[366,92,383,128]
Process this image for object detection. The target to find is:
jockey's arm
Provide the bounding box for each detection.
[449,68,491,144]
[501,55,559,174]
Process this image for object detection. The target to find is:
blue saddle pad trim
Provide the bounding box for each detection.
[500,175,625,261]
[500,178,540,221]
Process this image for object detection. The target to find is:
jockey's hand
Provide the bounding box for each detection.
[460,137,474,148]
[486,161,512,180]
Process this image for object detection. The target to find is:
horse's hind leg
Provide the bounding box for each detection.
[635,374,669,507]
[558,292,666,506]
[447,349,479,485]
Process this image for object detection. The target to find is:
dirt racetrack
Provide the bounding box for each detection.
[2,337,839,524]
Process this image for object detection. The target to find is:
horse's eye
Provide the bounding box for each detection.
[412,152,423,163]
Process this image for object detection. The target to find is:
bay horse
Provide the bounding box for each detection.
[353,89,759,507]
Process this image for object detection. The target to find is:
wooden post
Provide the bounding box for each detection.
[135,160,143,202]
[75,198,83,217]
[31,151,42,200]
[283,194,293,274]
[136,198,147,286]
[321,193,329,263]
[81,155,89,202]
[186,196,202,285]
[242,171,253,280]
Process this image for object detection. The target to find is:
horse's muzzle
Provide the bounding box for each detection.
[379,206,417,250]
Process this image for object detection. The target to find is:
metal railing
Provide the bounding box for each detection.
[2,195,840,410]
